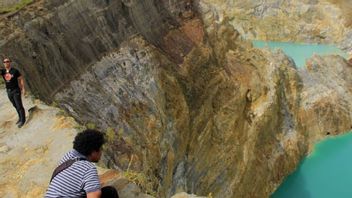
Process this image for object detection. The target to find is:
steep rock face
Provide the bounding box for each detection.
[182,29,305,197]
[56,21,352,198]
[299,55,352,150]
[2,1,352,198]
[196,0,352,51]
[0,0,193,101]
[55,37,191,195]
[56,22,308,197]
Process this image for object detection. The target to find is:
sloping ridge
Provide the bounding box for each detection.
[0,89,77,197]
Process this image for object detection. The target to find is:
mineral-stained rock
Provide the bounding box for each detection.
[1,1,352,198]
[196,0,352,51]
[299,55,352,150]
[56,27,352,197]
[55,36,191,196]
[0,0,196,101]
[55,21,306,197]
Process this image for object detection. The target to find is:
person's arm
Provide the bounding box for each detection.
[86,190,101,198]
[83,166,102,198]
[18,76,25,95]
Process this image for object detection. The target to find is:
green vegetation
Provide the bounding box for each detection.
[50,101,59,107]
[0,0,33,14]
[55,109,67,117]
[86,122,96,129]
[106,127,125,142]
[73,124,85,131]
[106,127,115,142]
[73,122,98,132]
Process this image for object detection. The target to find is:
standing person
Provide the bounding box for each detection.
[45,129,119,198]
[0,58,26,128]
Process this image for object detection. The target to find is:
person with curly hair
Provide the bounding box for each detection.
[45,129,119,198]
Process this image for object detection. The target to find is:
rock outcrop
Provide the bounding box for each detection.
[196,0,352,51]
[1,0,352,198]
[54,23,352,197]
[299,55,352,150]
[0,0,194,101]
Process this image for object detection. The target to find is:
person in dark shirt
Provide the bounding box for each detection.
[1,58,26,128]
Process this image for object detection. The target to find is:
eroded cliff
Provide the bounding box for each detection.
[1,0,352,198]
[0,0,194,100]
[196,0,352,51]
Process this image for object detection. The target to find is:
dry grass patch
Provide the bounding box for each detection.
[0,0,33,14]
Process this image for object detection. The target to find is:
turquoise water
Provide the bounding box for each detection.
[252,41,348,68]
[272,132,352,198]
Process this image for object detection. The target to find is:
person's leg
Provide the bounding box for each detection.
[12,89,25,126]
[101,186,119,198]
[7,90,21,123]
[7,90,17,108]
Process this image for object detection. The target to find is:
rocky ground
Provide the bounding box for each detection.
[0,89,77,197]
[0,88,203,198]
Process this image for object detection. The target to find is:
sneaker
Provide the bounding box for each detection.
[17,122,25,128]
[16,120,20,125]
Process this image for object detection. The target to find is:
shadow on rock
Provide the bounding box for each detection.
[26,105,42,124]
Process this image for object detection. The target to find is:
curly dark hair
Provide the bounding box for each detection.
[73,129,106,156]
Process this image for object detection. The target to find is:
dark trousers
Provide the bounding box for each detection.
[101,186,119,198]
[7,88,25,123]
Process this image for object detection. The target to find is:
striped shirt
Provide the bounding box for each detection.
[45,149,101,198]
